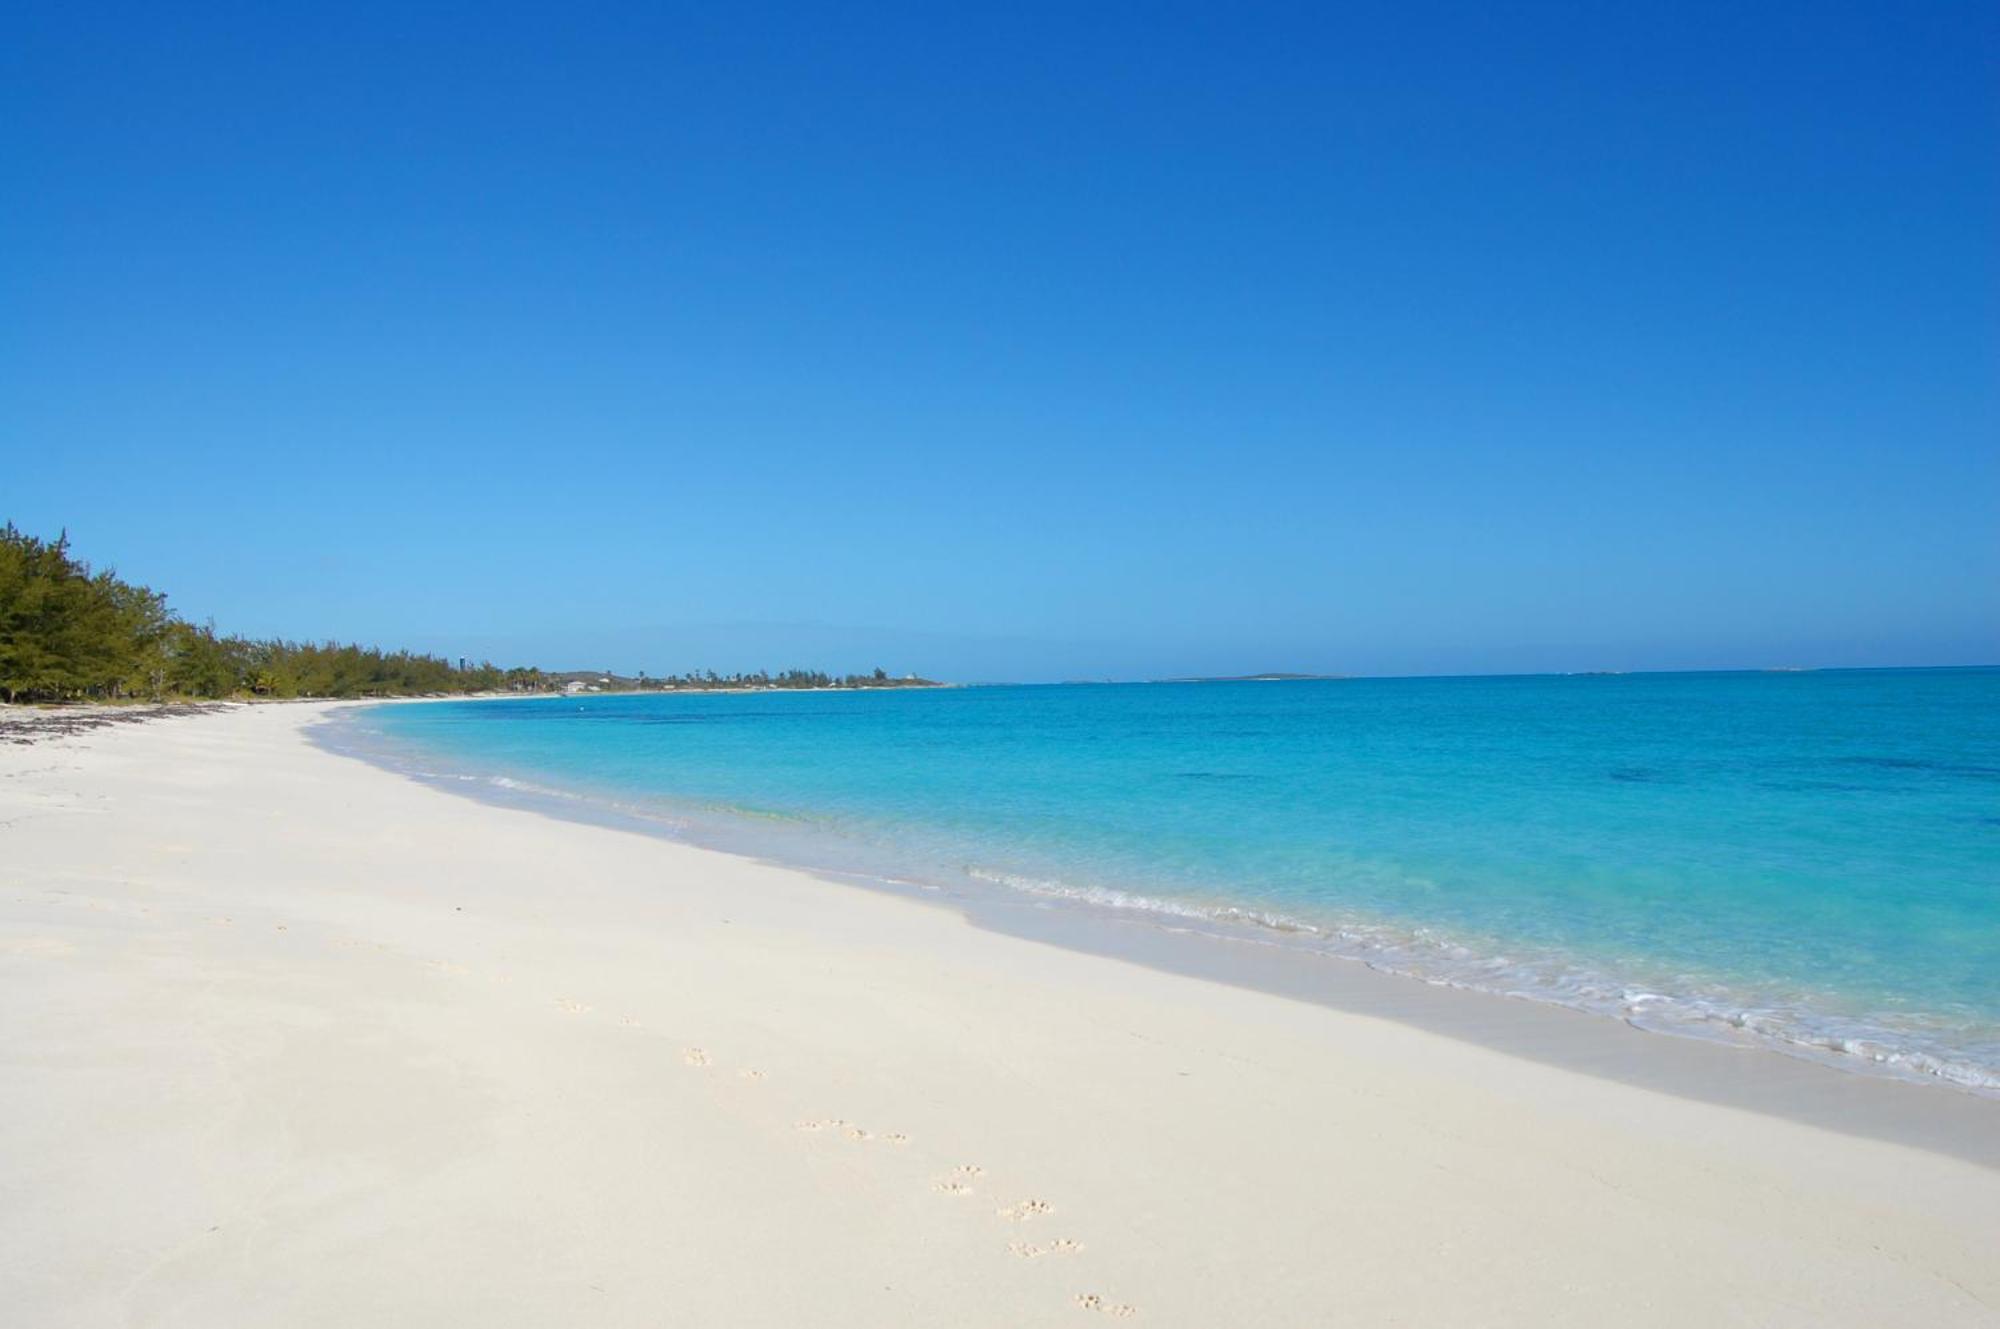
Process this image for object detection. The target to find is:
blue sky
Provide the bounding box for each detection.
[3,2,1994,680]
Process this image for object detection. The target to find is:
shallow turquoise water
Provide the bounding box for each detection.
[351,670,2000,1090]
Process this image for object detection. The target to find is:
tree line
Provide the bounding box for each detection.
[0,524,550,703]
[1,524,939,704]
[617,668,929,691]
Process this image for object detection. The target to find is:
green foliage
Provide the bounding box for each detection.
[0,525,173,702]
[0,522,934,705]
[0,523,550,703]
[619,666,932,691]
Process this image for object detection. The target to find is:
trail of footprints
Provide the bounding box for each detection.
[556,982,1140,1317]
[65,895,1137,1317]
[337,943,1141,1313]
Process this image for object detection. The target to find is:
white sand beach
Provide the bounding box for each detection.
[2,703,1996,1327]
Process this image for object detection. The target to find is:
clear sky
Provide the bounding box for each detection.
[4,3,1994,681]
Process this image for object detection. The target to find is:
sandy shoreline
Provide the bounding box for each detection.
[3,704,1996,1326]
[324,701,2000,1162]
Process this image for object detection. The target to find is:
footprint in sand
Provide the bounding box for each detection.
[556,998,592,1015]
[1073,1294,1138,1317]
[1008,1238,1082,1259]
[682,1048,712,1067]
[998,1198,1054,1222]
[802,1116,866,1137]
[933,1165,985,1195]
[794,1110,896,1138]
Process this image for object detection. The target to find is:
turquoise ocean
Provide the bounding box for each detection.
[341,669,2000,1092]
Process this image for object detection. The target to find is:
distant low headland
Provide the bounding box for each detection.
[546,669,941,695]
[0,523,935,704]
[1157,672,1349,683]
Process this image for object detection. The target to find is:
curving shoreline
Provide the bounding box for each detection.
[2,703,1996,1326]
[322,700,2000,1164]
[334,679,2000,1106]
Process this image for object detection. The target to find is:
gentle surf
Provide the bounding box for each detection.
[347,668,2000,1094]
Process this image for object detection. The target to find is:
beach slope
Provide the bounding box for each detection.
[1,704,1994,1326]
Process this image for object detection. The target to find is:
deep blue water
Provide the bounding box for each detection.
[349,669,2000,1090]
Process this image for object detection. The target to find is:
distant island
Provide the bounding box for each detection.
[0,523,935,703]
[547,669,941,695]
[1157,672,1349,683]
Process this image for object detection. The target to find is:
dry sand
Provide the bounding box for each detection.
[2,702,1995,1326]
